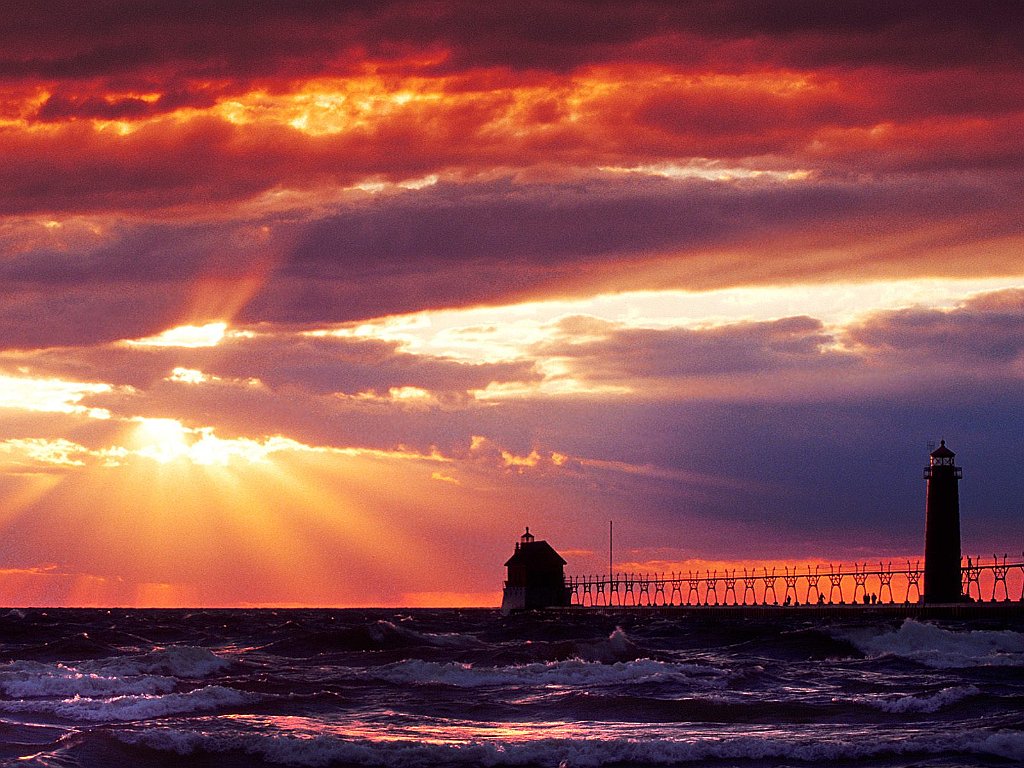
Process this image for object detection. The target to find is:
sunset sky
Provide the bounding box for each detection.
[1,2,1022,607]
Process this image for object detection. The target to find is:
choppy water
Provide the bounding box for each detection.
[0,608,1022,767]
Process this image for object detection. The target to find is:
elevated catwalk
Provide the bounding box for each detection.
[556,601,1024,622]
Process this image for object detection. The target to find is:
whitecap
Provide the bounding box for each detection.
[364,656,727,689]
[858,684,980,713]
[0,684,253,722]
[113,726,1024,767]
[840,619,1024,668]
[0,646,229,703]
[92,646,232,678]
[0,660,175,699]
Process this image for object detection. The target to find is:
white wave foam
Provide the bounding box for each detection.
[94,646,231,678]
[0,684,253,722]
[0,646,230,704]
[366,657,727,689]
[116,726,1024,766]
[0,660,175,698]
[858,684,980,713]
[568,626,642,662]
[841,619,1024,668]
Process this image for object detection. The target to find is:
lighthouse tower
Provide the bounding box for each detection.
[923,440,963,603]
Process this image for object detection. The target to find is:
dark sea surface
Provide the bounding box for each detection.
[0,608,1022,767]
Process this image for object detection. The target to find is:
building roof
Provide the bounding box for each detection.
[930,439,955,458]
[504,539,567,568]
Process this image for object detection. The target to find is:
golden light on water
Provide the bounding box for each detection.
[214,712,745,747]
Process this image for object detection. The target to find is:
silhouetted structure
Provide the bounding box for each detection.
[923,440,963,603]
[510,440,1024,617]
[501,528,570,613]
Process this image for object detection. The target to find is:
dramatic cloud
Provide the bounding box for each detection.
[846,289,1024,368]
[1,2,1022,605]
[536,315,844,384]
[0,2,1020,218]
[4,171,1020,350]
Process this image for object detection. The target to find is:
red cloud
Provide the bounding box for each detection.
[0,2,1016,220]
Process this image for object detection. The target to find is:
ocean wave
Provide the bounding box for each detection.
[0,660,175,699]
[367,620,483,649]
[0,684,253,722]
[92,646,232,678]
[15,633,122,661]
[851,684,981,713]
[364,656,728,689]
[486,626,651,665]
[0,646,231,703]
[572,626,642,662]
[259,619,482,656]
[114,726,1024,766]
[840,619,1024,668]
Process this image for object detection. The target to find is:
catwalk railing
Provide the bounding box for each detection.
[567,555,1024,607]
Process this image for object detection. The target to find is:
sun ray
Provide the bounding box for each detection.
[124,322,228,348]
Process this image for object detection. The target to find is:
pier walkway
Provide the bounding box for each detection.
[567,555,1024,610]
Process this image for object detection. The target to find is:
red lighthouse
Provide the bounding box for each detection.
[923,440,963,603]
[500,528,570,613]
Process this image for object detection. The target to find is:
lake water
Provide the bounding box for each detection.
[0,608,1022,767]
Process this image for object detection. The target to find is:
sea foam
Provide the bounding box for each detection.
[859,684,981,713]
[841,619,1024,668]
[0,660,175,699]
[0,684,254,722]
[95,646,232,678]
[0,646,231,702]
[364,657,727,689]
[115,726,1024,767]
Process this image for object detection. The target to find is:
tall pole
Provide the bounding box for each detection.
[609,520,613,581]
